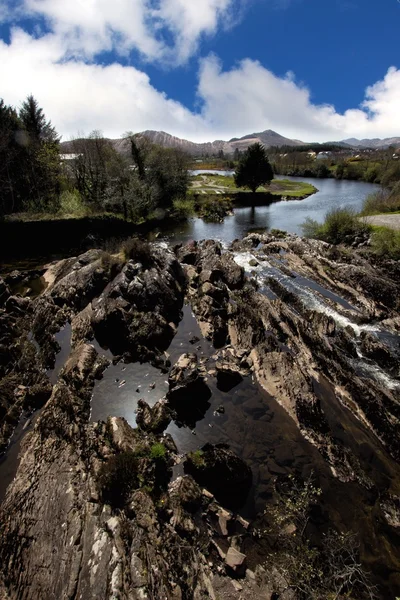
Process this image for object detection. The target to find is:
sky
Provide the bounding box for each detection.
[0,0,399,143]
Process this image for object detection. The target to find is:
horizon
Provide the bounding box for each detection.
[0,0,399,142]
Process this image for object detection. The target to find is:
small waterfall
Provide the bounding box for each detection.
[234,252,400,390]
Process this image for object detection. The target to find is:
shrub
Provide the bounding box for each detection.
[100,251,123,277]
[371,228,400,259]
[301,217,323,240]
[121,237,153,266]
[97,451,138,508]
[172,197,195,217]
[301,208,369,244]
[150,442,166,461]
[361,187,400,215]
[58,189,87,217]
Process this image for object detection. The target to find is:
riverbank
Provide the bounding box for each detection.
[1,232,399,598]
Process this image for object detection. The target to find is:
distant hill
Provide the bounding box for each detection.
[138,129,304,155]
[59,130,400,157]
[60,129,305,157]
[341,137,400,149]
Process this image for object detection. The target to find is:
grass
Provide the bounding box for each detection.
[190,174,317,199]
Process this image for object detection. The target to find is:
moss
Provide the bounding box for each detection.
[150,442,167,461]
[189,449,205,468]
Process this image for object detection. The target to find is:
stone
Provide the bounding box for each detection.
[225,547,246,572]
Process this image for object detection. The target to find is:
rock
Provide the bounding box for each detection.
[184,444,252,509]
[249,259,259,267]
[91,247,185,359]
[0,278,11,307]
[225,546,246,573]
[136,399,171,434]
[169,475,204,512]
[176,240,199,265]
[167,353,212,410]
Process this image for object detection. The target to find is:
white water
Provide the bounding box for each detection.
[234,252,400,390]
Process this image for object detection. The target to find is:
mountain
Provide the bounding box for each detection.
[60,129,305,157]
[341,137,400,149]
[60,130,400,157]
[139,129,304,155]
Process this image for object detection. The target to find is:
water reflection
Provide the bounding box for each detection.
[161,177,379,243]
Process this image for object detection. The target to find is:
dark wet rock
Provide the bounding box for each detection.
[169,475,204,512]
[168,353,211,404]
[0,278,11,307]
[175,240,199,265]
[136,399,171,434]
[360,332,399,374]
[184,443,252,509]
[91,246,185,359]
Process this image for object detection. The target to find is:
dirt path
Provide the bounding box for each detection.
[361,214,400,230]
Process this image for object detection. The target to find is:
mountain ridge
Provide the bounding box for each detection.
[60,129,400,156]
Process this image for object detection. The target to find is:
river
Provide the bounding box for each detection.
[166,173,380,244]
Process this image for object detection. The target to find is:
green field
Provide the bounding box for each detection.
[190,174,317,199]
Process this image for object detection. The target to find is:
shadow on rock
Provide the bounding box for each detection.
[184,443,252,510]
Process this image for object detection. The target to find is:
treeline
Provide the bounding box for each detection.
[0,96,60,215]
[270,148,400,184]
[0,97,190,220]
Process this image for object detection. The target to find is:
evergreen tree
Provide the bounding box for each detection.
[18,95,61,210]
[19,95,59,143]
[234,143,274,193]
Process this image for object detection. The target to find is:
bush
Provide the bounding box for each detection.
[97,451,138,508]
[302,208,369,245]
[371,228,400,259]
[150,442,166,461]
[58,189,87,217]
[361,187,400,215]
[121,237,153,266]
[172,197,195,217]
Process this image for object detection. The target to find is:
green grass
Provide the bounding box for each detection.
[190,174,317,199]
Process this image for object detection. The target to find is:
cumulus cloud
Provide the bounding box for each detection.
[198,56,400,142]
[3,0,245,64]
[0,28,399,143]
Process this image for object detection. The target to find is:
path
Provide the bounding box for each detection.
[361,214,400,231]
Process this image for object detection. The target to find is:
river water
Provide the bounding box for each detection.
[163,174,380,243]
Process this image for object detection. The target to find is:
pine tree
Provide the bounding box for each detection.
[234,143,274,193]
[19,95,58,143]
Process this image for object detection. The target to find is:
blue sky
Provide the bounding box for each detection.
[0,0,399,142]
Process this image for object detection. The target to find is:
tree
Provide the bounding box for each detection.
[234,143,273,193]
[19,95,59,143]
[18,95,61,211]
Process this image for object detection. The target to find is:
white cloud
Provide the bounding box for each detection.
[197,56,400,142]
[0,30,399,144]
[7,0,245,64]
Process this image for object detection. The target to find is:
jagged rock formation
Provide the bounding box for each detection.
[1,233,400,598]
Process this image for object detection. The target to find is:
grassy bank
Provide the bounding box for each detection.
[190,174,317,199]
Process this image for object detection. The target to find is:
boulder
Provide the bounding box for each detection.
[136,399,171,434]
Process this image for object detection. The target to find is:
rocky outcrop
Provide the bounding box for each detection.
[166,353,212,427]
[91,245,185,358]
